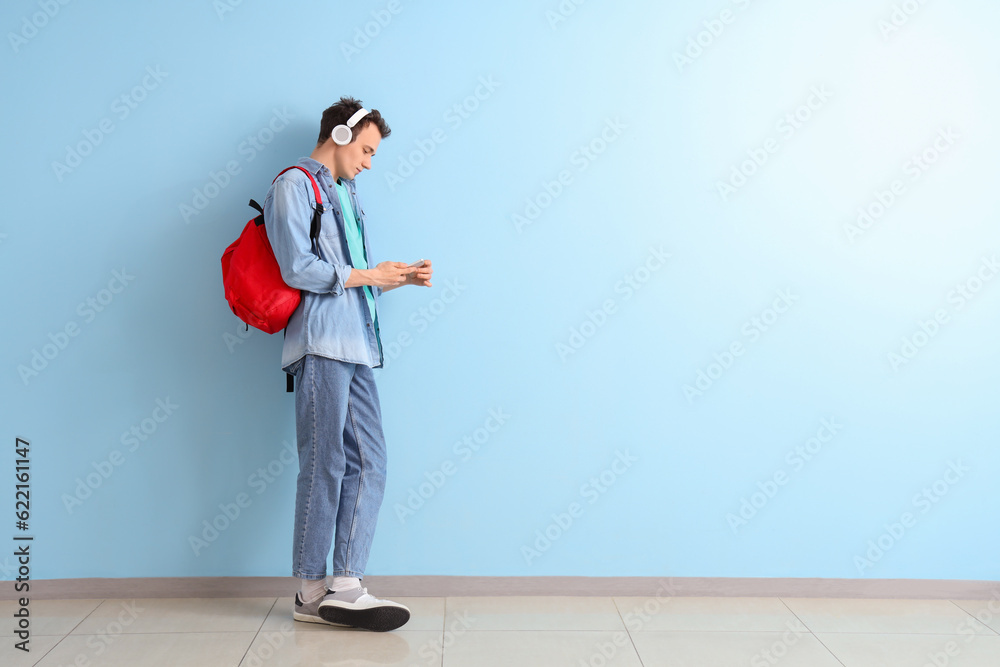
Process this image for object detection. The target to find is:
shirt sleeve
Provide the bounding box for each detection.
[264,174,353,296]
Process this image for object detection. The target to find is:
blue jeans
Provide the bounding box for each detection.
[289,354,387,580]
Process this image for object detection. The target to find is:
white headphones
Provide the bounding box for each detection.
[331,107,370,145]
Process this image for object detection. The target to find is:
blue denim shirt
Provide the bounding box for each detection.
[263,157,383,372]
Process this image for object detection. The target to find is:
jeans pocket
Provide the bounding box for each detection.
[286,357,305,378]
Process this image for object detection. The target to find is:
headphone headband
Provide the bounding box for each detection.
[346,107,370,128]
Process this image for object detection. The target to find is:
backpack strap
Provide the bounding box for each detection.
[245,198,288,384]
[272,166,324,242]
[271,165,325,394]
[284,326,294,392]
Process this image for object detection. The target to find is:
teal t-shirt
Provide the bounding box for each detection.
[334,179,377,327]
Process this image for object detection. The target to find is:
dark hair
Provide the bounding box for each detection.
[316,96,391,146]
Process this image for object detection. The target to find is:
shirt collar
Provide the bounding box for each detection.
[296,156,356,190]
[296,156,328,179]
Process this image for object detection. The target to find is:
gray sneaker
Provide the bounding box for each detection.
[293,588,350,626]
[317,586,411,632]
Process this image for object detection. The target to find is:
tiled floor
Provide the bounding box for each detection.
[2,595,1000,666]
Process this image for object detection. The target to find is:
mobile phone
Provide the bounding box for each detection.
[408,259,427,267]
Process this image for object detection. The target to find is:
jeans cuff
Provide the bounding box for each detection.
[330,569,364,579]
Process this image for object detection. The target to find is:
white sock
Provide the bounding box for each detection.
[330,576,361,591]
[299,577,328,604]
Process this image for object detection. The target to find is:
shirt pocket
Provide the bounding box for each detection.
[315,230,346,267]
[318,195,342,239]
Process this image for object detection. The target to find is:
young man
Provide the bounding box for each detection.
[263,96,432,632]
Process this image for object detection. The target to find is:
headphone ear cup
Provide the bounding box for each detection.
[332,124,351,146]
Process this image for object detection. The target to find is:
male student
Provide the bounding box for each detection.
[263,96,432,632]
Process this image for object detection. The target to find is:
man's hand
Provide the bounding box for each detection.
[405,259,433,287]
[346,261,415,289]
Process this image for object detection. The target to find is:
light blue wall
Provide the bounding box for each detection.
[3,0,998,582]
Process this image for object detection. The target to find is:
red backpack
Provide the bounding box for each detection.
[221,166,324,335]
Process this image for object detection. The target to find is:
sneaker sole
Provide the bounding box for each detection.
[317,603,410,632]
[293,610,351,626]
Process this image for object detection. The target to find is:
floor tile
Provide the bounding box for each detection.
[14,594,1000,666]
[34,631,256,667]
[443,630,642,667]
[261,596,444,633]
[70,597,276,635]
[952,599,1000,635]
[239,629,443,667]
[630,630,844,667]
[818,632,1000,666]
[443,596,625,631]
[0,598,104,636]
[781,597,995,635]
[614,595,800,632]
[0,634,64,667]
